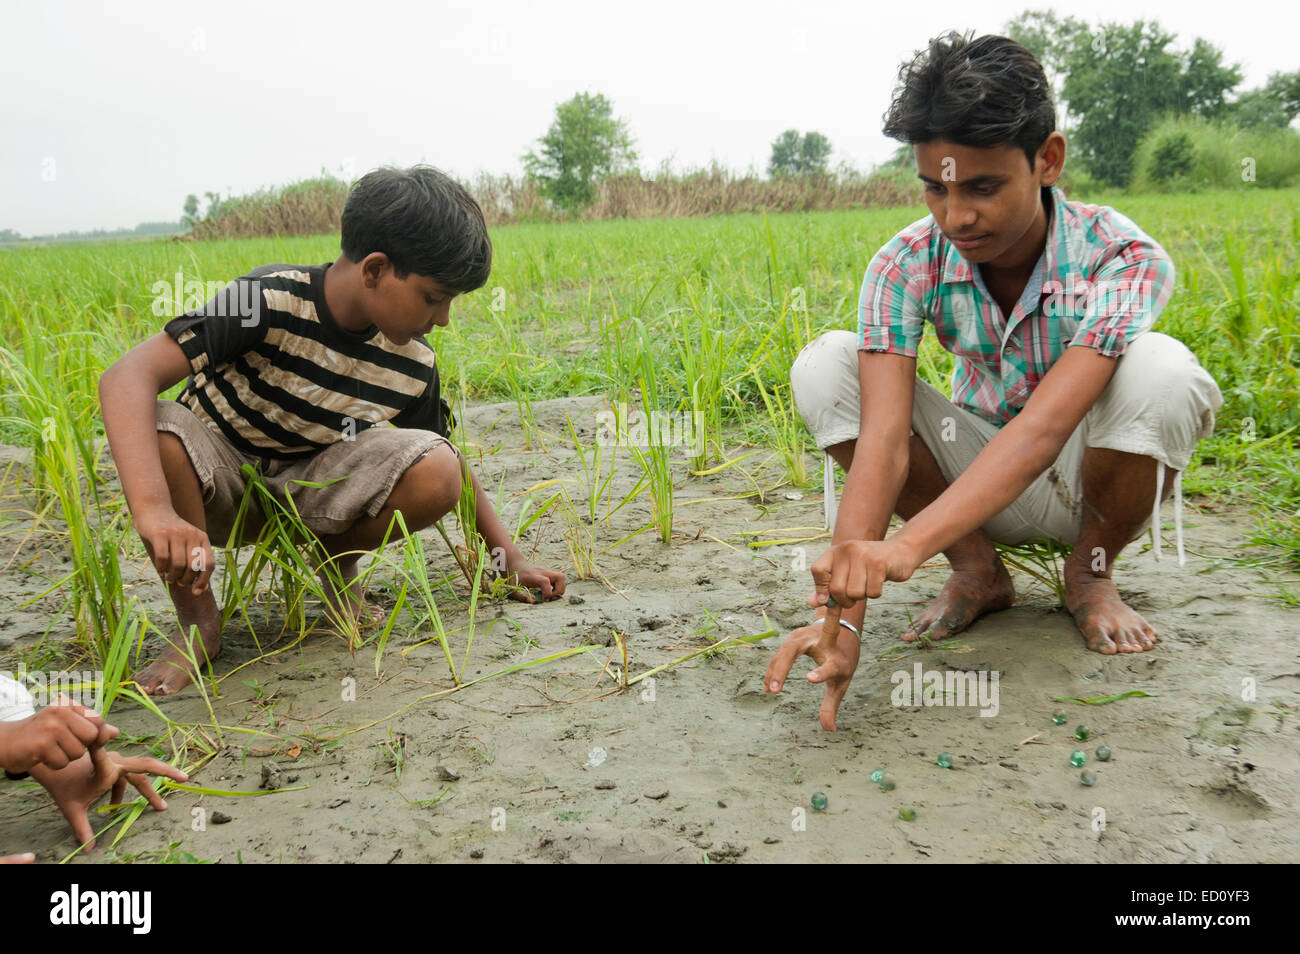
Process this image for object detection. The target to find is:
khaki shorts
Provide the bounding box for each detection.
[155,400,457,548]
[790,331,1222,546]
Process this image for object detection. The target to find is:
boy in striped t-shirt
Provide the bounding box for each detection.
[765,33,1221,730]
[101,166,565,696]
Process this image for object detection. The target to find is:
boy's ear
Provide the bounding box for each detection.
[1036,132,1066,186]
[359,252,393,287]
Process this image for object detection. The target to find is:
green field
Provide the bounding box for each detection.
[1,186,1296,671]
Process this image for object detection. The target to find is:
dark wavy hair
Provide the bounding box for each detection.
[882,32,1056,167]
[341,165,492,292]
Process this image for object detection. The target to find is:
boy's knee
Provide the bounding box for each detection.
[790,330,859,447]
[1090,333,1223,471]
[399,442,463,521]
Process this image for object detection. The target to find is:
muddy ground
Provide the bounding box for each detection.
[0,395,1296,863]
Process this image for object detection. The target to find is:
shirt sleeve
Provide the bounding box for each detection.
[1068,218,1175,357]
[163,277,268,377]
[0,674,36,723]
[391,363,455,439]
[858,239,929,357]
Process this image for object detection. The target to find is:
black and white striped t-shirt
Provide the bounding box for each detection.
[164,263,452,460]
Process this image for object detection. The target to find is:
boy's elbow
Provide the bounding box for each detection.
[98,361,120,402]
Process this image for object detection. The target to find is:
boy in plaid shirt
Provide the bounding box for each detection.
[766,33,1221,730]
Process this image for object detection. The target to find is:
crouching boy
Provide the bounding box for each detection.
[766,33,1222,730]
[100,166,565,696]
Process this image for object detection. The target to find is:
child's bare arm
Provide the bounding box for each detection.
[99,333,215,595]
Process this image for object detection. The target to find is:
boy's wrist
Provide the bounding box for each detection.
[887,528,928,577]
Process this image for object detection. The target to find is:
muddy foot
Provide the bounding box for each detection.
[1065,562,1158,654]
[901,557,1016,642]
[134,600,222,696]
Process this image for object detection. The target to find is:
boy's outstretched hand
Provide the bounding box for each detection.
[764,538,919,730]
[30,746,189,850]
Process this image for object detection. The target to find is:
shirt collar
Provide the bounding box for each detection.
[939,185,1073,288]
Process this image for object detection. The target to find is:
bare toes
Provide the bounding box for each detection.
[1083,629,1118,654]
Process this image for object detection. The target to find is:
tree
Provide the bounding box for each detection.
[1006,13,1247,186]
[523,92,637,213]
[768,129,834,177]
[1230,70,1300,129]
[182,193,200,227]
[1055,20,1241,186]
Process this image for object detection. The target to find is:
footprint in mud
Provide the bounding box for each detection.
[1191,704,1255,747]
[1192,778,1270,821]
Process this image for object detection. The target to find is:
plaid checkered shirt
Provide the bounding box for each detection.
[858,185,1176,427]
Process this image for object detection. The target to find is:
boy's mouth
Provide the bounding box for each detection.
[950,233,991,250]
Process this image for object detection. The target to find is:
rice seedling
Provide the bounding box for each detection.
[1,185,1296,801]
[490,310,546,451]
[0,334,131,657]
[611,319,673,544]
[994,539,1067,604]
[564,412,619,526]
[750,371,808,486]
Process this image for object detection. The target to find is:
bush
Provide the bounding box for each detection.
[1131,116,1300,192]
[183,165,924,240]
[186,176,349,241]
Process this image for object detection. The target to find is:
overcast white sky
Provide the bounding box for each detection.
[1,0,1294,234]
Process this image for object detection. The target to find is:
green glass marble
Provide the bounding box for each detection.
[1096,745,1112,762]
[1051,709,1067,725]
[1070,750,1087,767]
[811,792,828,812]
[937,752,953,769]
[1080,770,1097,787]
[1075,725,1091,741]
[898,805,916,821]
[870,769,885,784]
[878,774,896,791]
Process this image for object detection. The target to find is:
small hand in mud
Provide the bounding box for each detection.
[503,555,566,603]
[764,619,861,731]
[30,745,188,849]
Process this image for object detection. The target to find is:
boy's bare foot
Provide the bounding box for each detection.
[318,559,386,630]
[134,596,222,696]
[1064,560,1158,654]
[900,555,1015,642]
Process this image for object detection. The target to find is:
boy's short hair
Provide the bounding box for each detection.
[341,165,492,292]
[882,32,1056,168]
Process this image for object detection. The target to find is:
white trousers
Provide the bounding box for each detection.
[790,331,1223,553]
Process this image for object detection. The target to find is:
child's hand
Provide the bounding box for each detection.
[764,621,862,731]
[0,703,118,774]
[504,551,566,603]
[135,508,215,596]
[30,746,189,849]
